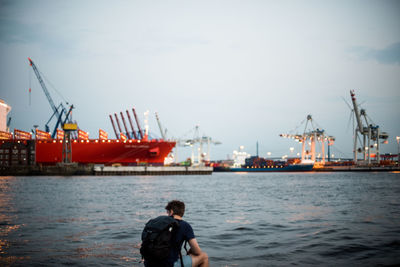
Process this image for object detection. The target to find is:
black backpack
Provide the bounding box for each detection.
[140,216,184,267]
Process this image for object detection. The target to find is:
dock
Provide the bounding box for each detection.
[0,164,213,176]
[313,165,400,172]
[94,165,213,175]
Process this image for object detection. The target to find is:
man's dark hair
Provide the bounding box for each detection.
[165,200,185,217]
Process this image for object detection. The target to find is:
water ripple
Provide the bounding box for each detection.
[0,173,399,266]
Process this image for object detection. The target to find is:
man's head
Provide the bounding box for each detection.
[165,200,185,217]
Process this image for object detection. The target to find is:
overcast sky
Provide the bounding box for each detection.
[1,0,399,161]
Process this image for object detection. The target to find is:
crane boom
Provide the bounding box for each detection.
[126,110,138,139]
[62,105,74,126]
[132,108,144,139]
[28,58,60,117]
[28,57,75,138]
[109,115,119,139]
[155,112,166,139]
[120,112,132,139]
[114,113,123,134]
[350,90,364,133]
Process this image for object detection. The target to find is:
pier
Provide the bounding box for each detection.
[94,165,213,175]
[0,164,213,176]
[313,165,400,172]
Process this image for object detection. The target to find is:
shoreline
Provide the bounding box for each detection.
[1,165,399,176]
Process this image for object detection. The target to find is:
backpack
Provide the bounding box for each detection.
[140,216,182,266]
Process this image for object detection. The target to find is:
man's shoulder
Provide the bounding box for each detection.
[177,219,191,227]
[177,219,193,231]
[177,219,195,239]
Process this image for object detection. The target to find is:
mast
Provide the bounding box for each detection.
[256,141,259,157]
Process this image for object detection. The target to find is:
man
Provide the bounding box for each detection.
[165,200,209,267]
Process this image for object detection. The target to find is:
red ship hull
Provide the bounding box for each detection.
[35,139,176,165]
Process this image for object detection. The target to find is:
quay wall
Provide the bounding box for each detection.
[0,164,213,176]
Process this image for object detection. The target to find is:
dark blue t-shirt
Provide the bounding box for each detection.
[166,219,195,266]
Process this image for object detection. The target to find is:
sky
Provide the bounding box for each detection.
[0,0,399,161]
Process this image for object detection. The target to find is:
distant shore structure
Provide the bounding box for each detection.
[0,99,11,132]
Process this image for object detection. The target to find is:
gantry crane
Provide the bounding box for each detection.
[28,58,74,138]
[349,90,388,164]
[178,125,221,165]
[280,115,335,164]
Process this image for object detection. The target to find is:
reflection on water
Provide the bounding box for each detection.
[287,204,329,222]
[0,173,399,266]
[0,177,31,265]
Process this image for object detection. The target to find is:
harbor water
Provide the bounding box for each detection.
[1,172,400,266]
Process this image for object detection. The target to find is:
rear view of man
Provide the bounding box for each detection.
[165,200,209,267]
[142,200,209,267]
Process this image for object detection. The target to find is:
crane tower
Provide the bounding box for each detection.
[349,90,388,164]
[280,115,335,164]
[28,58,75,138]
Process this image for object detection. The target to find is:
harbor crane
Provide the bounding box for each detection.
[28,58,75,138]
[108,107,146,140]
[61,105,76,163]
[155,112,167,140]
[280,115,335,164]
[177,125,221,165]
[349,90,388,164]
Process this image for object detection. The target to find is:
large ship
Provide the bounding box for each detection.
[214,156,314,172]
[0,98,175,167]
[35,138,176,166]
[0,127,176,167]
[1,57,176,168]
[213,147,314,172]
[228,159,314,172]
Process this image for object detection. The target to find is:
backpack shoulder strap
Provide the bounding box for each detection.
[179,250,184,267]
[179,240,188,267]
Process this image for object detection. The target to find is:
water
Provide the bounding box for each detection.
[1,172,400,266]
